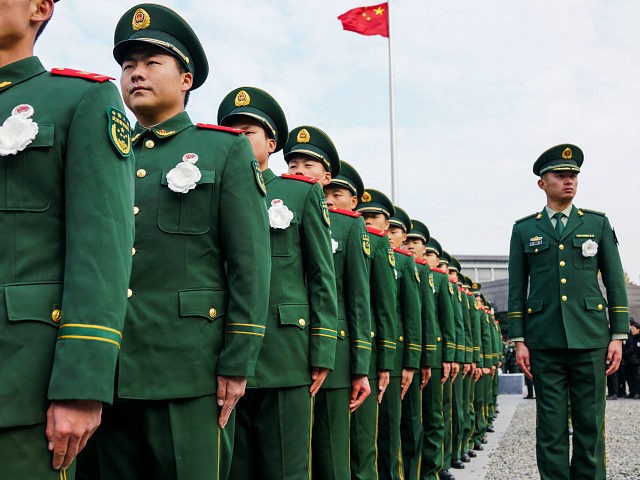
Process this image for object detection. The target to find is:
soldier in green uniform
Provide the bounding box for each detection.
[77,6,271,480]
[0,1,134,478]
[349,184,398,480]
[288,151,373,477]
[508,144,629,480]
[218,94,338,478]
[470,290,493,451]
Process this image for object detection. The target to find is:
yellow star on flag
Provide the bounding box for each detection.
[374,6,385,15]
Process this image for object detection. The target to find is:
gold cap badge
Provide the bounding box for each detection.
[132,8,151,31]
[235,90,251,107]
[361,191,372,203]
[562,147,572,159]
[297,128,310,143]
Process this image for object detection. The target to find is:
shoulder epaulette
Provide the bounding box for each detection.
[579,208,606,217]
[430,267,447,274]
[329,207,361,218]
[366,226,385,237]
[280,173,318,184]
[50,67,114,83]
[393,247,413,257]
[414,258,428,266]
[515,212,538,224]
[196,123,243,135]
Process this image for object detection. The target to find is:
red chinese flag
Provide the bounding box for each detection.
[338,3,389,38]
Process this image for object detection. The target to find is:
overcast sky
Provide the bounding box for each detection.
[38,0,640,282]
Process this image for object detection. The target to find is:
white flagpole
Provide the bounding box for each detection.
[386,0,399,204]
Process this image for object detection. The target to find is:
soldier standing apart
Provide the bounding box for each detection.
[77,6,271,480]
[0,1,134,478]
[508,144,629,480]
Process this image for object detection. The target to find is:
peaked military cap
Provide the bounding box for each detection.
[470,281,482,293]
[449,256,462,272]
[217,87,288,152]
[284,126,340,177]
[407,219,430,244]
[533,143,583,176]
[113,4,209,90]
[460,275,472,288]
[356,188,395,219]
[439,250,451,266]
[327,160,364,198]
[425,236,442,256]
[389,206,411,232]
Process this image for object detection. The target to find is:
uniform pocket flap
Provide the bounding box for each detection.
[28,124,55,148]
[526,299,544,314]
[160,169,215,186]
[178,289,227,321]
[524,242,549,253]
[573,238,588,247]
[278,303,310,329]
[584,296,607,311]
[5,281,63,326]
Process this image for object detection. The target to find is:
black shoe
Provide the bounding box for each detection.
[524,394,535,399]
[451,459,465,469]
[440,470,455,480]
[487,426,495,433]
[606,394,618,400]
[626,393,634,398]
[473,444,484,451]
[495,408,500,413]
[461,453,471,462]
[634,394,640,399]
[481,437,488,444]
[467,449,477,458]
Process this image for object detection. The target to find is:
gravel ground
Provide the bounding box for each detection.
[484,397,640,479]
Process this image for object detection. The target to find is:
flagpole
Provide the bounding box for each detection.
[387,0,399,204]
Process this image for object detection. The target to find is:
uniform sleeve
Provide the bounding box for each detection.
[462,294,473,363]
[346,218,372,376]
[420,270,439,368]
[400,259,422,370]
[216,136,271,377]
[438,275,456,362]
[452,287,465,363]
[507,223,528,340]
[480,312,492,368]
[471,305,482,364]
[48,82,135,402]
[598,216,629,335]
[372,240,398,371]
[302,184,338,369]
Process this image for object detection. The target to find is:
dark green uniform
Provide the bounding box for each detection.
[0,57,134,479]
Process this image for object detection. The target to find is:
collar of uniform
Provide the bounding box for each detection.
[0,56,46,93]
[544,204,573,219]
[132,111,193,144]
[261,167,277,185]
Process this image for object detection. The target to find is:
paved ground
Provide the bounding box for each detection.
[450,394,640,480]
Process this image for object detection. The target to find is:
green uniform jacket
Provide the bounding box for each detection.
[322,208,371,389]
[416,260,440,368]
[480,310,493,368]
[449,280,466,363]
[0,57,134,426]
[367,227,398,376]
[249,170,337,388]
[392,248,422,374]
[119,113,270,399]
[507,206,629,349]
[460,287,473,364]
[432,268,456,363]
[469,298,483,366]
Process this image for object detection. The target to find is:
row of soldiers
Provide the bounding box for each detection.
[0,2,506,479]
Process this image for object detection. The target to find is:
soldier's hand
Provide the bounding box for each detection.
[350,375,371,412]
[515,341,533,380]
[46,400,102,470]
[217,375,247,429]
[377,371,390,403]
[462,363,471,377]
[481,367,491,375]
[400,369,414,400]
[450,362,460,382]
[309,367,330,397]
[441,362,451,384]
[605,339,623,376]
[420,367,432,390]
[473,367,483,382]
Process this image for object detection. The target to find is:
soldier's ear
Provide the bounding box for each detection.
[266,137,277,155]
[350,195,358,209]
[537,177,545,191]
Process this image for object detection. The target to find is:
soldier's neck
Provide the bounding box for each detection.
[135,106,184,131]
[546,199,572,213]
[0,43,34,69]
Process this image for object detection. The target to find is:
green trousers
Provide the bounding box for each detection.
[77,394,228,480]
[0,423,75,479]
[441,377,453,470]
[451,374,465,461]
[471,375,486,447]
[231,386,312,480]
[420,367,443,480]
[460,373,474,454]
[350,378,378,480]
[377,376,402,480]
[530,348,607,480]
[312,387,350,480]
[401,375,423,480]
[484,373,493,425]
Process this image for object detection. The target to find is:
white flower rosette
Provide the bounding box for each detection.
[268,199,293,229]
[581,239,598,257]
[331,238,339,253]
[0,104,39,156]
[166,153,201,193]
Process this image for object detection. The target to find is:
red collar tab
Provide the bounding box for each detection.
[366,226,385,237]
[329,207,361,218]
[280,173,319,184]
[196,123,243,135]
[50,67,114,83]
[430,267,447,274]
[466,291,473,296]
[414,258,428,265]
[393,247,413,257]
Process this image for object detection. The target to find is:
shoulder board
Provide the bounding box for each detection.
[366,226,385,237]
[196,123,243,135]
[393,247,413,257]
[430,267,447,274]
[579,208,606,217]
[414,258,428,266]
[515,212,538,224]
[280,173,318,184]
[329,207,361,218]
[50,67,114,83]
